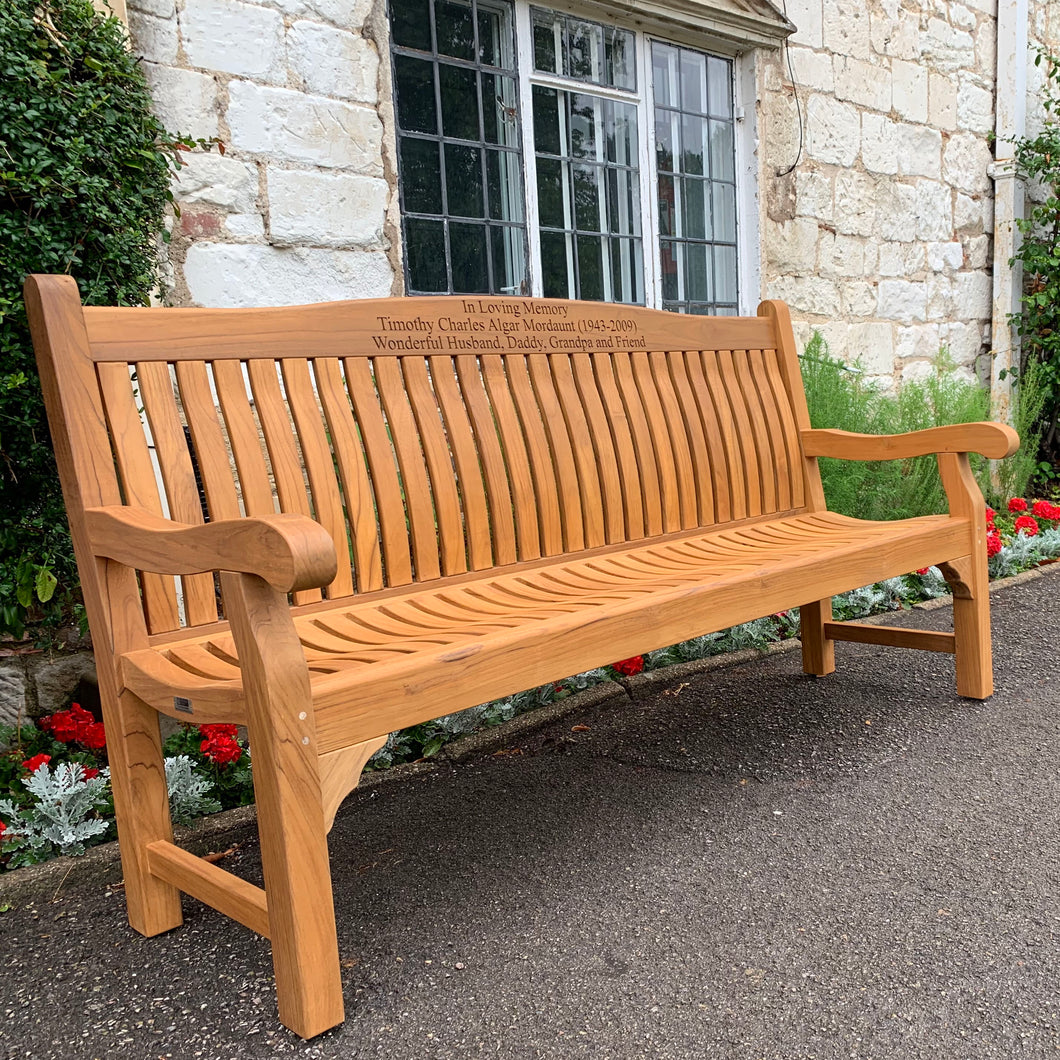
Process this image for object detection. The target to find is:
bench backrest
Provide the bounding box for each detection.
[27,277,822,637]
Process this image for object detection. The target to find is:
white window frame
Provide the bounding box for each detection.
[390,0,764,314]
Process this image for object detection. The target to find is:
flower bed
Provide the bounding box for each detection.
[3,495,1058,872]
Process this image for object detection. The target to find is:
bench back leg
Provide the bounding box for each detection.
[221,572,345,1038]
[800,598,836,677]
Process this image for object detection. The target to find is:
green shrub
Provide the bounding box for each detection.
[0,0,198,639]
[801,334,1002,519]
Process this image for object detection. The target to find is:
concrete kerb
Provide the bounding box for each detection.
[2,561,1055,905]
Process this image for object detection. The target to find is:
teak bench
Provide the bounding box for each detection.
[26,274,1018,1038]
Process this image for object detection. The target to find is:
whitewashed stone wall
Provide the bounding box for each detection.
[128,0,396,306]
[128,0,1060,383]
[758,0,1060,383]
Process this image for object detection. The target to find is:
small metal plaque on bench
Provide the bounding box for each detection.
[173,696,193,715]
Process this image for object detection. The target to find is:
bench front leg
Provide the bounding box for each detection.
[800,598,836,677]
[220,571,344,1039]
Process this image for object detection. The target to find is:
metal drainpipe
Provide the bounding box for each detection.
[989,0,1029,423]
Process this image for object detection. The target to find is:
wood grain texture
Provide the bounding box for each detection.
[802,423,1020,461]
[823,622,956,653]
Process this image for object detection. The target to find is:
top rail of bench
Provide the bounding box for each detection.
[80,297,778,361]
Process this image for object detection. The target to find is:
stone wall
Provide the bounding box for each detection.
[126,0,1060,378]
[129,0,397,307]
[0,651,98,729]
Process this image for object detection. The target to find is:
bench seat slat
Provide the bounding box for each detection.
[120,511,969,750]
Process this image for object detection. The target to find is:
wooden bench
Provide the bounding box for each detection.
[25,274,1018,1038]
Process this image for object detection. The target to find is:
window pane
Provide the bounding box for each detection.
[440,64,479,139]
[486,149,524,221]
[406,219,448,291]
[532,9,558,73]
[681,114,707,176]
[709,120,735,181]
[566,19,602,82]
[652,44,677,108]
[436,0,474,61]
[541,230,572,297]
[491,226,526,294]
[713,182,736,242]
[708,56,733,118]
[658,175,675,237]
[569,94,597,160]
[573,164,601,231]
[391,0,431,50]
[681,177,710,240]
[482,73,518,146]
[536,156,566,228]
[401,138,442,214]
[605,99,637,164]
[610,238,642,303]
[533,85,562,155]
[395,55,438,134]
[680,51,707,114]
[478,6,512,66]
[684,243,711,302]
[606,168,639,235]
[660,241,680,301]
[446,144,485,217]
[715,244,737,303]
[577,234,604,300]
[655,108,675,172]
[604,26,635,91]
[450,223,490,292]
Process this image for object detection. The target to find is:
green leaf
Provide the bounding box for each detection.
[421,735,445,758]
[35,566,57,603]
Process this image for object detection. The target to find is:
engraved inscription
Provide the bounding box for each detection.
[371,300,647,354]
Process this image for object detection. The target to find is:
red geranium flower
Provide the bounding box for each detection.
[1032,500,1060,521]
[0,820,6,842]
[79,722,106,750]
[985,506,996,523]
[916,567,930,575]
[986,529,1003,557]
[611,655,645,676]
[201,735,242,766]
[1015,514,1040,536]
[1008,497,1028,513]
[198,723,239,741]
[22,753,51,773]
[82,767,100,780]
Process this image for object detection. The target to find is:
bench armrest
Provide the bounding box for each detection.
[84,506,338,593]
[801,423,1019,462]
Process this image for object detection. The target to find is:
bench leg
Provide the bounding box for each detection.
[938,555,992,699]
[222,572,345,1039]
[107,689,184,938]
[800,599,836,677]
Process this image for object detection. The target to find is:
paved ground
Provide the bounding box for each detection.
[2,572,1060,1060]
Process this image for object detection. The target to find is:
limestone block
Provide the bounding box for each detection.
[822,0,871,58]
[878,279,927,323]
[861,112,898,175]
[762,217,819,273]
[768,275,841,317]
[925,275,954,320]
[895,323,942,361]
[928,73,958,131]
[974,18,996,72]
[922,18,974,73]
[835,56,891,111]
[785,0,823,48]
[915,181,952,241]
[794,168,834,222]
[961,233,990,269]
[806,95,861,166]
[840,281,877,317]
[953,270,992,319]
[143,64,219,138]
[31,653,97,716]
[896,124,942,179]
[956,78,994,135]
[949,3,977,30]
[127,9,178,64]
[184,243,393,306]
[258,0,372,28]
[130,0,175,18]
[878,240,925,276]
[901,359,938,383]
[942,133,992,194]
[225,213,267,239]
[181,0,287,84]
[954,192,985,233]
[228,82,384,173]
[788,46,833,92]
[268,168,388,248]
[874,182,917,242]
[940,320,986,367]
[288,21,378,104]
[817,232,866,277]
[927,241,964,271]
[891,60,928,123]
[0,663,27,728]
[834,170,877,237]
[869,8,919,60]
[174,153,259,212]
[848,322,895,375]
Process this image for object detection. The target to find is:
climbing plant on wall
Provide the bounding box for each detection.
[0,0,204,639]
